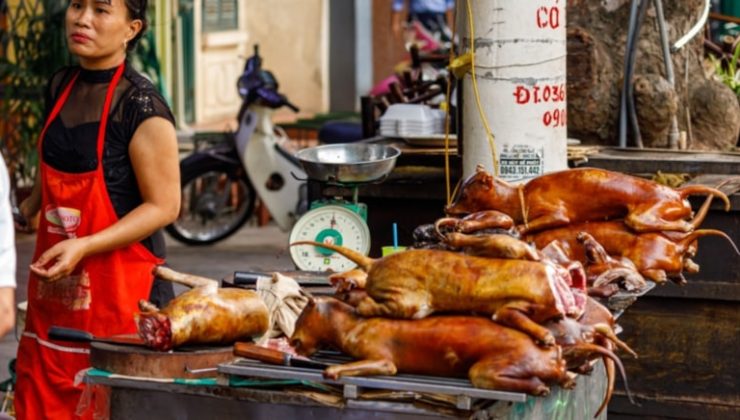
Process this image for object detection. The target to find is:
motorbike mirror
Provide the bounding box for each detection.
[284,101,300,113]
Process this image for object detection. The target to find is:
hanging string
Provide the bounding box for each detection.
[465,0,499,176]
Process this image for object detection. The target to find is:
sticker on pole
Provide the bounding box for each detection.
[499,145,544,181]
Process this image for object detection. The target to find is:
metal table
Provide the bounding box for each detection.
[86,358,609,419]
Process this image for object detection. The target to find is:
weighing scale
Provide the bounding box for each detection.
[289,144,401,272]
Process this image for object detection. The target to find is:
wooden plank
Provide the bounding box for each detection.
[609,393,740,419]
[614,297,740,406]
[646,281,740,302]
[580,147,740,175]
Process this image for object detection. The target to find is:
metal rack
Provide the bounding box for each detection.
[218,359,528,410]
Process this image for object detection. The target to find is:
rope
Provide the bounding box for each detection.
[518,185,529,228]
[465,0,499,176]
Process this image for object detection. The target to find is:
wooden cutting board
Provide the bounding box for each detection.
[90,340,235,379]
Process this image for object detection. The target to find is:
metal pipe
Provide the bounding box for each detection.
[626,0,649,148]
[672,0,711,52]
[653,0,680,149]
[619,0,642,148]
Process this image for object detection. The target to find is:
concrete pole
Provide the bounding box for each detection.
[460,0,568,181]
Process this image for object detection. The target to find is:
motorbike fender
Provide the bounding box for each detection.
[243,108,306,231]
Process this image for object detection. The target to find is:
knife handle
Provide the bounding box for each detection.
[48,326,93,343]
[233,271,266,286]
[234,342,287,365]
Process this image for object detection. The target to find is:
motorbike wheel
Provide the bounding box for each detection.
[166,157,255,246]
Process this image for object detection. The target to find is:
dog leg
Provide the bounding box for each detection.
[469,360,551,396]
[493,306,555,347]
[324,359,397,380]
[356,293,432,319]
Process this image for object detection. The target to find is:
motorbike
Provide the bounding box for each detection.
[166,45,308,245]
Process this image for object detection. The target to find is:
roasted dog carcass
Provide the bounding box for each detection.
[527,221,738,283]
[291,241,585,346]
[445,165,729,234]
[138,267,269,351]
[291,297,574,396]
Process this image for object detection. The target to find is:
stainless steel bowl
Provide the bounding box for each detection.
[295,143,401,183]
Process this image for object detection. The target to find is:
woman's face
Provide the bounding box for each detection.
[65,0,141,69]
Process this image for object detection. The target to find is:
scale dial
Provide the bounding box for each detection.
[289,205,371,272]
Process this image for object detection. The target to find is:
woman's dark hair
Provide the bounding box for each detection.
[124,0,148,51]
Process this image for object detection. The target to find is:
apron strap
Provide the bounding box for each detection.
[97,62,126,162]
[37,71,81,154]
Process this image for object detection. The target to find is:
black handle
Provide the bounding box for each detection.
[288,355,330,370]
[233,271,267,286]
[48,326,94,343]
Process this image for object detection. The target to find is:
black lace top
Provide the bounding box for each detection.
[42,61,176,258]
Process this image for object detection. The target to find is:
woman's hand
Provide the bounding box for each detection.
[30,237,90,282]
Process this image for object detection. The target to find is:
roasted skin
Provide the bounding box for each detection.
[328,268,368,291]
[434,210,514,236]
[291,297,574,396]
[138,267,269,351]
[527,222,738,283]
[291,241,586,346]
[442,232,540,261]
[445,166,730,234]
[576,232,647,291]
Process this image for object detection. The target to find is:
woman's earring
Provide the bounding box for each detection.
[123,39,128,49]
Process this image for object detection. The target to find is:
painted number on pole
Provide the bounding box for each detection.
[512,83,567,128]
[536,1,561,29]
[543,108,567,127]
[513,84,566,105]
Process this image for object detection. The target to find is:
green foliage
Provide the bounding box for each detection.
[710,42,740,102]
[1,2,167,187]
[0,0,72,187]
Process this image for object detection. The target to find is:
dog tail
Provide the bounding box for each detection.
[679,229,740,256]
[290,241,376,271]
[678,185,730,212]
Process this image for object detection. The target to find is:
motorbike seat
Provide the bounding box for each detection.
[318,121,365,144]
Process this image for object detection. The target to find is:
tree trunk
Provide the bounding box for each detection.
[567,0,740,150]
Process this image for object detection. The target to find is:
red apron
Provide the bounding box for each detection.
[14,63,162,419]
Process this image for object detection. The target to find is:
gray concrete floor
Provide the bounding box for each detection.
[0,223,293,392]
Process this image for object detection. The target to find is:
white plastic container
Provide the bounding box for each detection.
[379,104,445,137]
[460,0,568,182]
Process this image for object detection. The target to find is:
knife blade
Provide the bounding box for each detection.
[48,326,147,347]
[233,342,330,369]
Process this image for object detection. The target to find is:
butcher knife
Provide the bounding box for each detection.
[233,342,330,370]
[48,326,147,347]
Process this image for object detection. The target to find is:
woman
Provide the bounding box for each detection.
[14,0,180,418]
